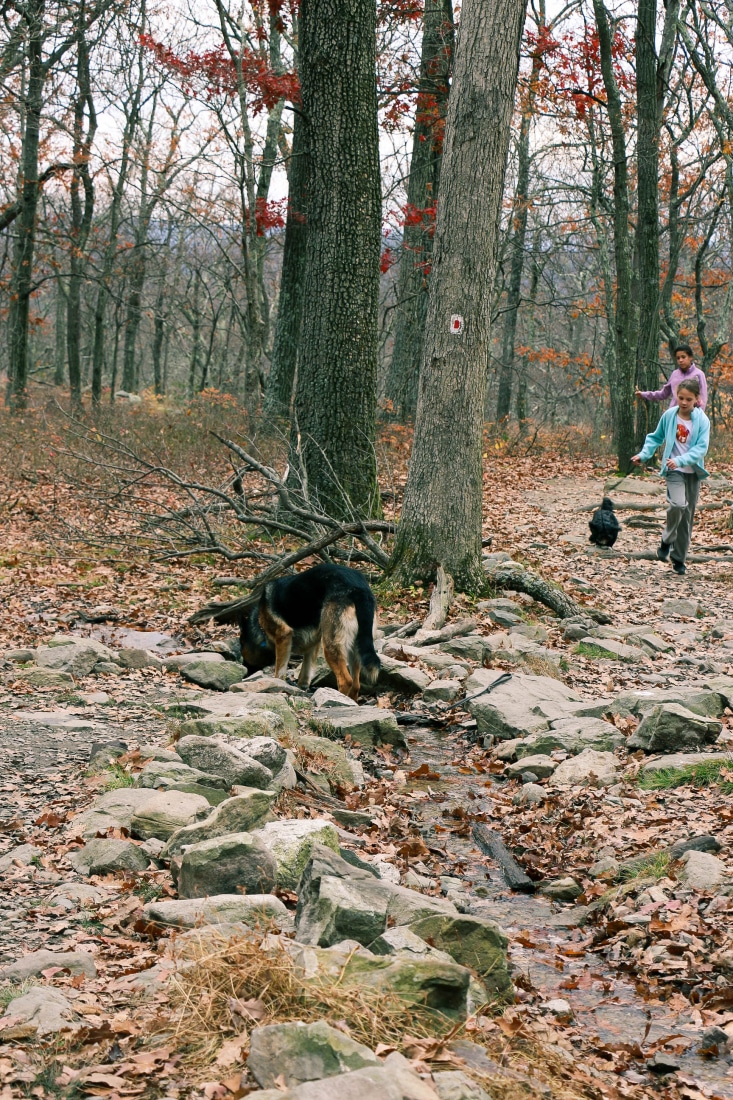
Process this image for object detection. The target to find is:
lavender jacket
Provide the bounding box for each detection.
[638,363,707,410]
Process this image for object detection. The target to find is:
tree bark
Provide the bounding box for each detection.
[383,0,454,422]
[292,0,382,516]
[263,106,309,419]
[592,0,637,472]
[389,0,527,592]
[7,0,45,409]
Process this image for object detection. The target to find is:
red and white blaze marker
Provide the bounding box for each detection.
[449,314,464,335]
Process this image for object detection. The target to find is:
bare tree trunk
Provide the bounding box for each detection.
[390,0,527,591]
[383,0,454,422]
[54,275,67,386]
[292,0,382,516]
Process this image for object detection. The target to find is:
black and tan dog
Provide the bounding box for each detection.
[209,564,380,700]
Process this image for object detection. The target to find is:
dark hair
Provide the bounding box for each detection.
[675,344,694,358]
[677,378,700,396]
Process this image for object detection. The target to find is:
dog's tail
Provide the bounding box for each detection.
[353,588,380,686]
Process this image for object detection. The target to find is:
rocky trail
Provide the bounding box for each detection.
[2,467,733,1098]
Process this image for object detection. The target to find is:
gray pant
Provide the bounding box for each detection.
[662,472,700,564]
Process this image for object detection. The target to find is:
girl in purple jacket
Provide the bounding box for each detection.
[636,344,707,411]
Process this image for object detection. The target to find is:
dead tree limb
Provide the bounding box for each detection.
[485,560,611,623]
[413,565,454,643]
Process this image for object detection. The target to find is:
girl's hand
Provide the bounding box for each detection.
[666,458,678,470]
[634,389,645,398]
[631,455,642,465]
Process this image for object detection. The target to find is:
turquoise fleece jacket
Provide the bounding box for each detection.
[637,405,710,478]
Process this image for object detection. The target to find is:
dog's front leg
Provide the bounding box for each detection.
[297,644,318,690]
[274,630,293,681]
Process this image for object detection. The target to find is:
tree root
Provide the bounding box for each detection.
[485,560,611,623]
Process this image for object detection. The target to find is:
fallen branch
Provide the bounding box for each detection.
[410,617,477,648]
[472,823,536,893]
[485,561,611,623]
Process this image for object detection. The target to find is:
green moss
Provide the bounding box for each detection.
[618,851,670,882]
[104,763,135,790]
[638,757,733,794]
[575,642,614,659]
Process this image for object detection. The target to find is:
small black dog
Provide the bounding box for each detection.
[589,497,620,547]
[207,563,380,700]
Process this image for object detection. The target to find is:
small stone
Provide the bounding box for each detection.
[423,679,463,703]
[163,651,225,671]
[1,988,78,1038]
[512,782,546,806]
[179,712,286,739]
[116,648,164,670]
[661,598,699,619]
[679,850,728,892]
[406,914,511,994]
[231,675,305,696]
[551,748,618,787]
[377,656,431,695]
[293,734,365,789]
[130,790,211,841]
[538,876,582,902]
[312,687,358,708]
[589,857,620,881]
[69,838,149,876]
[700,1026,729,1053]
[181,660,246,691]
[489,609,523,627]
[243,736,287,774]
[248,1020,380,1088]
[647,1051,680,1074]
[0,949,97,981]
[14,668,74,687]
[138,744,182,762]
[432,1070,491,1100]
[36,637,115,677]
[545,998,573,1017]
[177,832,278,898]
[177,735,273,788]
[0,844,41,872]
[505,754,556,779]
[4,648,35,663]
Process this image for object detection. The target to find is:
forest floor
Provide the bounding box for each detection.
[1,397,733,1099]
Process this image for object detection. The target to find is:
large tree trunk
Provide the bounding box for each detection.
[592,0,637,472]
[292,0,382,516]
[7,0,45,410]
[383,0,454,422]
[390,0,527,592]
[263,107,309,419]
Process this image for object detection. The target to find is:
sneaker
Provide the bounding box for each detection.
[657,541,671,562]
[672,560,687,575]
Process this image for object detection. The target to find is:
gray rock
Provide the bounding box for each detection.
[517,717,624,757]
[248,1020,380,1088]
[0,949,96,981]
[577,637,644,662]
[14,709,96,731]
[181,660,246,691]
[312,687,358,708]
[163,651,225,671]
[538,876,582,902]
[2,988,78,1038]
[89,740,128,768]
[440,635,490,663]
[432,1071,491,1100]
[177,831,277,898]
[481,597,522,613]
[679,850,729,892]
[509,622,548,643]
[74,788,159,835]
[245,1050,442,1100]
[423,679,463,703]
[138,745,182,762]
[551,748,618,787]
[627,703,722,753]
[311,706,405,749]
[293,735,365,789]
[231,674,306,696]
[589,857,620,880]
[512,783,546,806]
[116,648,163,669]
[639,751,732,776]
[177,735,273,788]
[489,609,523,627]
[615,687,726,719]
[294,845,458,948]
[407,914,511,994]
[251,819,340,892]
[267,758,299,792]
[369,926,456,962]
[179,712,286,740]
[69,838,148,875]
[417,650,468,672]
[563,623,591,642]
[243,736,287,774]
[142,893,289,929]
[465,671,582,739]
[14,668,74,687]
[36,636,115,677]
[661,598,700,618]
[0,844,41,872]
[5,648,35,662]
[505,754,556,780]
[378,656,431,695]
[130,790,212,841]
[136,760,229,790]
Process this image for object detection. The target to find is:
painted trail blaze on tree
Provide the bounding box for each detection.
[291,0,382,518]
[390,0,528,592]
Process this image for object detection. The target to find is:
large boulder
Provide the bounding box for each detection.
[176,735,273,788]
[142,894,289,930]
[136,760,229,791]
[15,668,74,688]
[179,712,286,740]
[516,717,624,757]
[244,736,287,774]
[35,636,115,677]
[679,850,729,892]
[177,831,277,898]
[180,660,247,691]
[251,819,340,892]
[248,1020,380,1089]
[294,845,458,947]
[377,656,431,695]
[162,789,277,858]
[627,703,722,753]
[406,915,511,995]
[69,838,149,876]
[1,988,79,1039]
[130,791,211,841]
[312,706,405,749]
[505,754,556,779]
[68,788,159,837]
[465,671,582,739]
[245,1050,440,1100]
[551,748,618,788]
